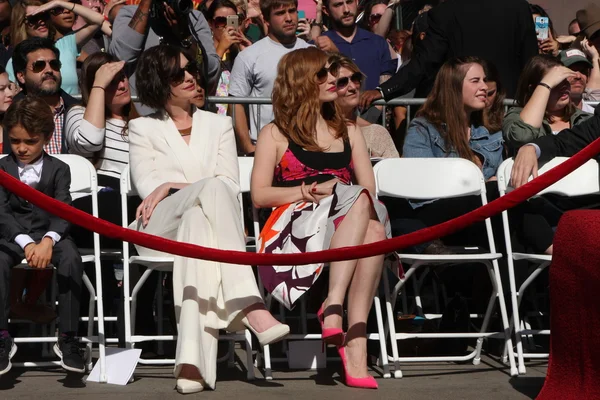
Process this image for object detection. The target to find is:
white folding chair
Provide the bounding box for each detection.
[373,157,517,378]
[497,157,600,375]
[243,158,392,380]
[0,154,107,382]
[120,165,254,379]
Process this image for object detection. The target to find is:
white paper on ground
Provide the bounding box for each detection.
[87,347,142,385]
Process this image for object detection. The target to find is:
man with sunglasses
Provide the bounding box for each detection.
[2,38,79,155]
[109,0,219,116]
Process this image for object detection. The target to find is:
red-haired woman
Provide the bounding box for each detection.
[252,47,398,389]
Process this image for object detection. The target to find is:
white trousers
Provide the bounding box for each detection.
[133,177,262,389]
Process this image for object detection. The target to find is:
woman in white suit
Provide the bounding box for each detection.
[128,45,289,394]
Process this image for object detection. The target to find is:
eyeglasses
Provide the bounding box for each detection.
[369,13,382,24]
[335,72,363,90]
[29,59,62,73]
[213,16,228,28]
[316,62,340,82]
[23,13,49,27]
[171,62,201,85]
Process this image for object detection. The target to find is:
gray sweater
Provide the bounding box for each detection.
[108,6,220,116]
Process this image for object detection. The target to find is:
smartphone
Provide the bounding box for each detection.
[535,16,549,40]
[227,15,239,30]
[297,10,306,35]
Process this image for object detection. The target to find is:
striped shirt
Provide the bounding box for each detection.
[65,106,129,180]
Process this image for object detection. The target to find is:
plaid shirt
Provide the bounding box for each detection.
[45,98,65,154]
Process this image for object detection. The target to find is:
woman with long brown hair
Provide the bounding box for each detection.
[503,54,592,151]
[252,47,397,389]
[403,56,554,255]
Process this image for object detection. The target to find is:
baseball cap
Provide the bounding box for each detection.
[559,49,593,68]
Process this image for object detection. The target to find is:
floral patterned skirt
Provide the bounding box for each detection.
[258,183,400,310]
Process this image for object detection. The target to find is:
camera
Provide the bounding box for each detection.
[152,0,193,19]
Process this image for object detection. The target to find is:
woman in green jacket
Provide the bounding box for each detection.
[503,54,593,151]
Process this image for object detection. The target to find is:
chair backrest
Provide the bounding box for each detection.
[497,157,600,197]
[238,156,254,194]
[373,158,485,200]
[51,154,98,196]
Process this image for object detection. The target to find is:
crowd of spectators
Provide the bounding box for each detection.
[0,0,598,392]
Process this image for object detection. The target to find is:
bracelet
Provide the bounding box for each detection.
[71,2,76,11]
[91,86,105,90]
[538,82,552,91]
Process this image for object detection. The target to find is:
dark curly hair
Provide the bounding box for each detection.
[136,45,186,110]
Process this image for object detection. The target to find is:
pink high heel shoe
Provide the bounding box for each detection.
[336,345,378,389]
[317,303,344,350]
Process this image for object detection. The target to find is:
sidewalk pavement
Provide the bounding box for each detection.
[0,351,547,400]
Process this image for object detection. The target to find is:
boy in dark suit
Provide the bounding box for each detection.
[0,96,84,375]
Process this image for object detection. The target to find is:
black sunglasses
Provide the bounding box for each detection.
[23,13,49,26]
[335,72,363,90]
[369,13,382,24]
[213,16,228,27]
[29,59,62,73]
[171,62,201,85]
[316,62,340,82]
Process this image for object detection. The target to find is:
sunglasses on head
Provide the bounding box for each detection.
[316,61,340,82]
[171,62,201,85]
[23,13,49,26]
[369,13,382,24]
[335,72,363,90]
[29,59,62,73]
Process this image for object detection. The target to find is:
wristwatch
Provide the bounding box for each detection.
[375,86,385,99]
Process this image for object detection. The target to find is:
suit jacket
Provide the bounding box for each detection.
[0,153,72,252]
[2,90,80,155]
[380,0,538,100]
[536,104,600,163]
[128,109,240,200]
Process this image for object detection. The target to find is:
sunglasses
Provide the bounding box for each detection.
[316,62,340,82]
[335,72,363,90]
[369,13,382,24]
[29,59,62,73]
[171,62,201,85]
[23,13,49,26]
[213,14,245,28]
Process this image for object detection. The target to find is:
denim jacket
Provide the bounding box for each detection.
[404,117,504,181]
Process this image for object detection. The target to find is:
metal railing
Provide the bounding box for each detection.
[73,94,598,137]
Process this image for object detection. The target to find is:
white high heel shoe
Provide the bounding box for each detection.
[241,317,290,347]
[176,378,206,394]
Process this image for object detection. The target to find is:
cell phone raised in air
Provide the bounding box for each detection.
[227,14,239,30]
[535,16,549,40]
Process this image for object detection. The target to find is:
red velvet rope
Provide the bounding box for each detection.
[1,138,600,265]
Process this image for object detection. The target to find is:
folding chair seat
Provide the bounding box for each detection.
[497,157,600,375]
[373,157,517,378]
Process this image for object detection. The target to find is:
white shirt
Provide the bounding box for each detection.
[14,156,61,249]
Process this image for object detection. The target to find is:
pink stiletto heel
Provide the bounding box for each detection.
[336,345,378,389]
[317,303,344,351]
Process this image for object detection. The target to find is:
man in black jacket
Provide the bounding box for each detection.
[360,0,539,106]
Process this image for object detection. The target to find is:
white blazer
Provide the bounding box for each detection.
[128,109,240,199]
